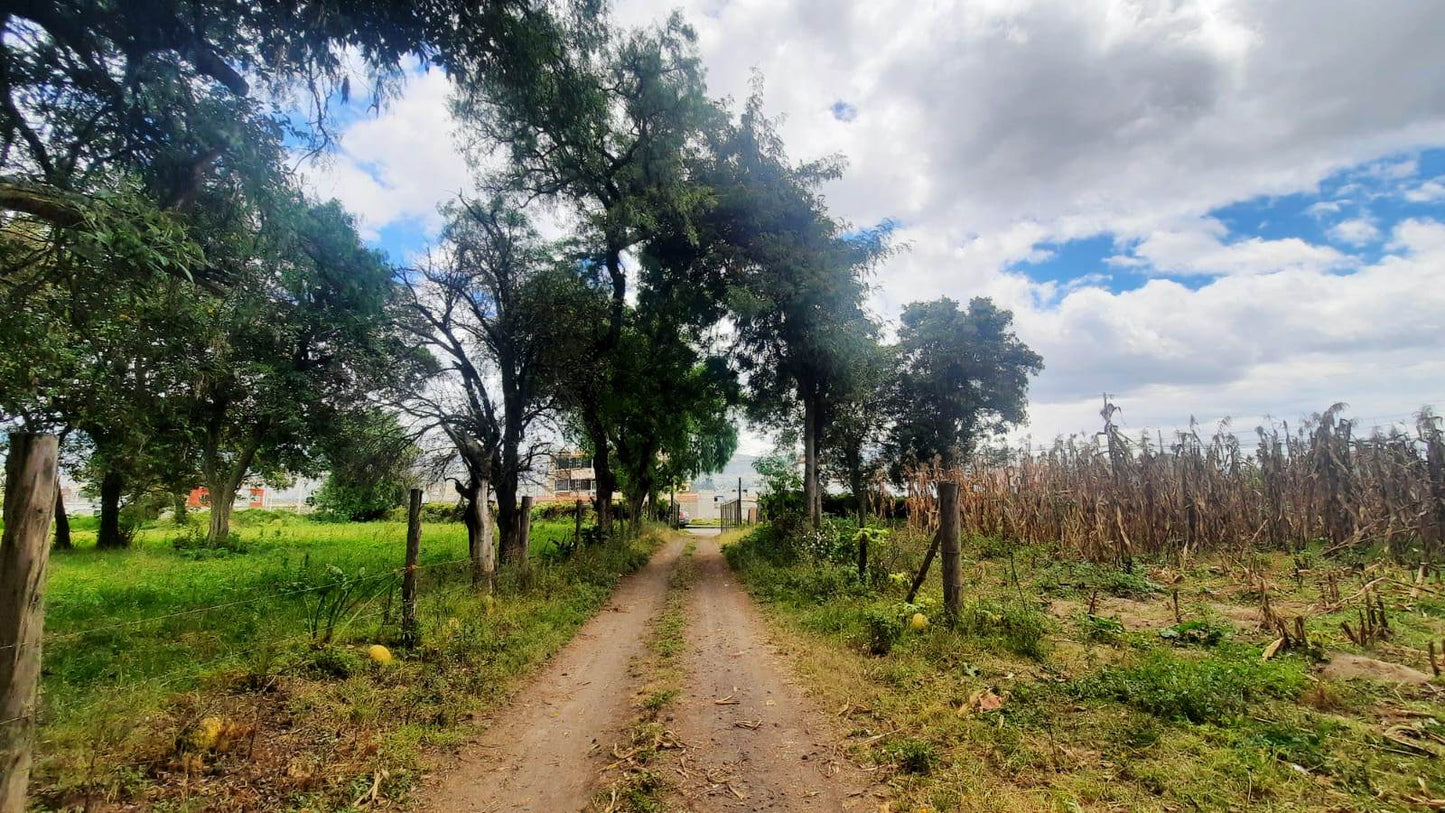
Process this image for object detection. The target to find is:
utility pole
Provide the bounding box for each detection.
[738,476,744,526]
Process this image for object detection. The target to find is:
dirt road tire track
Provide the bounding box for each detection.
[420,535,687,812]
[666,532,875,811]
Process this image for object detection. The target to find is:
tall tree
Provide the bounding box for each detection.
[607,315,737,536]
[822,333,892,527]
[0,0,582,287]
[185,197,416,543]
[889,296,1042,603]
[701,92,889,528]
[455,12,717,533]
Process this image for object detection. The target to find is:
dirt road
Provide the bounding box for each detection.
[420,535,686,812]
[421,529,873,811]
[665,531,873,811]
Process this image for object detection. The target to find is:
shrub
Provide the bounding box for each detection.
[1158,619,1229,647]
[532,501,594,522]
[1080,613,1126,644]
[862,606,902,655]
[172,528,249,557]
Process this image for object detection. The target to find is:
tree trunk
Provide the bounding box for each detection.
[938,481,962,620]
[802,392,820,529]
[206,489,234,543]
[95,470,126,549]
[468,479,495,593]
[592,442,616,538]
[495,476,521,565]
[205,443,258,544]
[52,485,71,551]
[0,433,59,813]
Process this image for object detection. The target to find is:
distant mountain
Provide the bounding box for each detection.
[693,453,761,493]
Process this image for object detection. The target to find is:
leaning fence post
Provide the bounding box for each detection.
[1,433,60,813]
[401,489,422,648]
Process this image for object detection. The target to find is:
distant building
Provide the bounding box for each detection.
[550,452,597,502]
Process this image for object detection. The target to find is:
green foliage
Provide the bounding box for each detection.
[170,527,248,559]
[312,410,419,522]
[1159,619,1231,647]
[1076,649,1308,724]
[1079,613,1127,644]
[862,606,903,655]
[293,565,395,646]
[888,296,1043,468]
[954,599,1051,659]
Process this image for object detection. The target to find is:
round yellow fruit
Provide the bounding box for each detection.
[910,612,930,631]
[366,644,394,665]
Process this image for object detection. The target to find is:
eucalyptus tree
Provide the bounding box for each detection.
[697,93,890,528]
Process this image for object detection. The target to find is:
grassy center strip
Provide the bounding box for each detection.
[594,536,699,812]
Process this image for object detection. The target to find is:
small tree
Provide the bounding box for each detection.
[889,296,1042,604]
[889,297,1043,470]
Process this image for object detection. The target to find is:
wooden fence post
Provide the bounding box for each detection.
[939,481,962,621]
[518,496,533,569]
[401,489,422,649]
[1,433,59,813]
[575,499,583,542]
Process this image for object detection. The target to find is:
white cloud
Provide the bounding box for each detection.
[1114,218,1350,276]
[1327,217,1381,246]
[1405,178,1445,203]
[297,68,471,240]
[296,0,1445,439]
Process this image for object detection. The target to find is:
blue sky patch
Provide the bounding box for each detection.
[1014,148,1445,296]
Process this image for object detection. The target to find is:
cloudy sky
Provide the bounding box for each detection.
[304,0,1445,452]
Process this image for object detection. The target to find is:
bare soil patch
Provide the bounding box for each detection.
[1322,652,1434,685]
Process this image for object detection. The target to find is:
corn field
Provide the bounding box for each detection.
[904,402,1445,562]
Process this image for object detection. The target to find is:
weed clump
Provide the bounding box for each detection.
[863,606,902,655]
[956,599,1050,659]
[885,737,939,774]
[1076,649,1307,724]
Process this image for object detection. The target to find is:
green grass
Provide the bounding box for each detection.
[29,510,659,811]
[723,523,1445,812]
